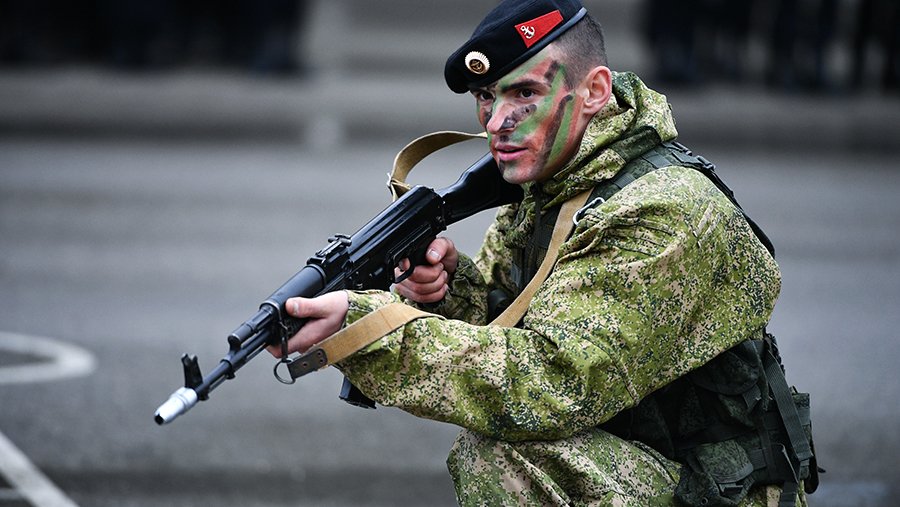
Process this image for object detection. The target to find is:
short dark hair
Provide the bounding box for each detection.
[553,14,608,83]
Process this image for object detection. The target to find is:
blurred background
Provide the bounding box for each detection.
[1,0,898,506]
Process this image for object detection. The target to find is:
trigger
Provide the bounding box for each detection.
[394,265,414,284]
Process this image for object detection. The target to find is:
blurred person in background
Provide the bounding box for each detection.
[763,0,838,91]
[99,0,174,68]
[641,0,701,85]
[0,0,101,64]
[240,0,307,75]
[851,0,900,92]
[695,0,757,83]
[0,0,309,75]
[641,0,842,91]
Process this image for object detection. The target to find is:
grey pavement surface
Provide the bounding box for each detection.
[2,1,900,506]
[3,135,900,507]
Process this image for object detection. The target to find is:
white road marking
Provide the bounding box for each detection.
[0,431,80,507]
[0,331,96,385]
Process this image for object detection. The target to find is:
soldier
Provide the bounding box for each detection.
[270,0,818,505]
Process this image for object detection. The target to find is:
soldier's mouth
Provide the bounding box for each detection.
[494,145,527,163]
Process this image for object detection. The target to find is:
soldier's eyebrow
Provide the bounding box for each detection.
[470,61,562,96]
[499,79,546,94]
[470,84,496,96]
[500,61,563,94]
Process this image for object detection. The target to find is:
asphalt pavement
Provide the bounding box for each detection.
[3,131,899,507]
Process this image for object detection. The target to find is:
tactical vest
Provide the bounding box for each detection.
[502,142,820,507]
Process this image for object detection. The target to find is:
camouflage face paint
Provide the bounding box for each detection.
[499,105,538,130]
[471,47,585,185]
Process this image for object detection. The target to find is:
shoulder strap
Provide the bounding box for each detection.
[659,142,776,257]
[489,189,592,327]
[509,141,776,319]
[511,148,666,290]
[573,141,775,257]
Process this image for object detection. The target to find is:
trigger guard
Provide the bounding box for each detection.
[394,266,415,284]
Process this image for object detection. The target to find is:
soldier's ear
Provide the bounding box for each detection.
[580,65,612,115]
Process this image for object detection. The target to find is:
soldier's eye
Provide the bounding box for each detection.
[472,89,494,102]
[519,88,536,99]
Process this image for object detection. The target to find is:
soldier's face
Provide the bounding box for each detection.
[472,46,586,184]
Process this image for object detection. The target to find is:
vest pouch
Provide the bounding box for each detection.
[688,340,770,429]
[675,439,755,507]
[792,390,821,494]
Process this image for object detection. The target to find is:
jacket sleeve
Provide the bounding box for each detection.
[336,167,781,442]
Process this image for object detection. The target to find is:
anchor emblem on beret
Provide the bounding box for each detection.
[515,10,564,48]
[465,51,490,75]
[520,25,536,39]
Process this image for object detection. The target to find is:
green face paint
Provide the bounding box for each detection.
[472,47,584,184]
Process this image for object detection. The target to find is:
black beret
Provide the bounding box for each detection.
[444,0,587,93]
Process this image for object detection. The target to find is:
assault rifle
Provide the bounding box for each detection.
[154,154,522,425]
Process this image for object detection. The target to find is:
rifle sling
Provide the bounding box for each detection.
[489,189,592,327]
[389,130,487,200]
[286,302,436,380]
[290,132,485,386]
[286,131,588,379]
[286,187,590,379]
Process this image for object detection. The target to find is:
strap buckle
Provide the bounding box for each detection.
[573,197,605,225]
[282,348,328,382]
[696,155,716,172]
[273,316,298,384]
[273,357,297,384]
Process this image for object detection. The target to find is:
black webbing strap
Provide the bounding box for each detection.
[760,338,813,507]
[662,142,776,257]
[572,141,776,258]
[571,151,665,226]
[512,159,659,290]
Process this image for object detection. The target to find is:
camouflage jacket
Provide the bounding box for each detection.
[337,72,781,442]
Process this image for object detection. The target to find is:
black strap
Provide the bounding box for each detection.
[574,141,776,257]
[589,158,658,202]
[513,140,777,292]
[662,142,776,257]
[511,157,658,289]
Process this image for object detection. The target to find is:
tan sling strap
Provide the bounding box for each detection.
[393,130,593,328]
[285,302,438,380]
[489,188,592,327]
[389,130,487,200]
[285,131,484,381]
[284,131,588,380]
[284,188,592,382]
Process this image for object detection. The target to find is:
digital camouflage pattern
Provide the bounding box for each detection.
[446,426,794,506]
[337,72,796,506]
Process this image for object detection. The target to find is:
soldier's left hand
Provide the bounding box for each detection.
[266,291,349,357]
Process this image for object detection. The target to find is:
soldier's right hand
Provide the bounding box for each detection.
[393,237,458,304]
